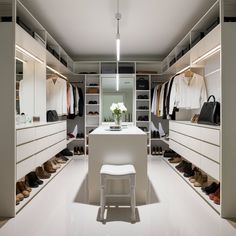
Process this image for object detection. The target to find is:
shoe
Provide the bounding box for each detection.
[25,172,40,188]
[16,184,24,202]
[213,186,220,205]
[61,148,73,156]
[169,156,182,164]
[194,174,208,187]
[74,146,78,155]
[155,147,159,155]
[55,156,66,164]
[80,146,84,155]
[16,181,30,198]
[183,164,194,178]
[189,169,201,183]
[56,153,69,161]
[36,166,51,179]
[159,147,163,155]
[163,150,177,158]
[44,161,56,173]
[151,147,155,155]
[201,182,218,194]
[51,160,61,169]
[209,184,220,200]
[22,181,32,192]
[175,160,187,170]
[178,162,191,173]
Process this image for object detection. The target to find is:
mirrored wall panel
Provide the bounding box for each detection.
[101,76,134,123]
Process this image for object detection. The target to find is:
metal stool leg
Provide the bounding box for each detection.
[100,175,105,221]
[130,175,136,222]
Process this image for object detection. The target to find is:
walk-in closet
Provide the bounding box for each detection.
[0,0,236,235]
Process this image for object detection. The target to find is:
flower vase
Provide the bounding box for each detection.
[114,114,121,127]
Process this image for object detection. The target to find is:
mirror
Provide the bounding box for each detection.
[16,60,23,115]
[101,76,134,123]
[15,56,35,121]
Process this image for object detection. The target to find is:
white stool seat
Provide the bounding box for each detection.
[100,164,136,222]
[100,164,136,176]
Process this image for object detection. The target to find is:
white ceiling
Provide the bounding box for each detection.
[21,0,217,60]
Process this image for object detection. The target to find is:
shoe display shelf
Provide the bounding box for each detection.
[135,75,151,155]
[162,158,221,213]
[85,75,100,157]
[15,157,74,213]
[67,137,85,145]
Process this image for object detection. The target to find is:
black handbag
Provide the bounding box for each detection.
[136,78,149,90]
[198,95,220,125]
[47,110,59,122]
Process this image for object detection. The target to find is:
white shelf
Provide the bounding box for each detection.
[136,99,150,101]
[16,157,74,213]
[163,158,221,214]
[151,138,169,145]
[86,104,99,106]
[136,109,149,112]
[67,138,85,144]
[136,120,149,123]
[86,115,99,117]
[136,90,150,92]
[86,93,100,96]
[86,86,99,88]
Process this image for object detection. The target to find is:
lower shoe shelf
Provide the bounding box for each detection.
[15,157,74,213]
[162,157,221,214]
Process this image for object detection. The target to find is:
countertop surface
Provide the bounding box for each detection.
[89,125,146,135]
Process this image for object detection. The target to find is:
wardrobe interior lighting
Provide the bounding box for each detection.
[192,45,221,64]
[116,36,120,61]
[176,65,190,75]
[15,57,26,64]
[116,74,119,91]
[46,65,67,80]
[15,45,44,64]
[115,0,121,61]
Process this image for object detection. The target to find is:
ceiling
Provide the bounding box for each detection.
[21,0,217,61]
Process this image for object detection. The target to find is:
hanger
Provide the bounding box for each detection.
[184,68,194,78]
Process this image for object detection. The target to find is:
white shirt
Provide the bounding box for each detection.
[69,84,74,114]
[46,77,67,116]
[169,73,207,115]
[151,85,158,115]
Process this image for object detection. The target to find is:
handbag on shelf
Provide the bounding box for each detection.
[198,95,220,126]
[136,78,149,90]
[47,110,59,122]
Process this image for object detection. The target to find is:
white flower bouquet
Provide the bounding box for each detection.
[110,102,127,126]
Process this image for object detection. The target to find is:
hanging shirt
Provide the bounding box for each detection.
[169,73,207,115]
[151,85,158,115]
[46,77,67,116]
[69,84,74,114]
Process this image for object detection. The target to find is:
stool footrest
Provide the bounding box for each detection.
[104,194,131,198]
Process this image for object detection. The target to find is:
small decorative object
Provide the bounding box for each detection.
[110,102,127,127]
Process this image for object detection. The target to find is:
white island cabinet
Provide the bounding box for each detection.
[88,125,147,204]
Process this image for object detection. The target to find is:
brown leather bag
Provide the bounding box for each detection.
[87,87,99,94]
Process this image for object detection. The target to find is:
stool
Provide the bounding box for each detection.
[100,164,136,222]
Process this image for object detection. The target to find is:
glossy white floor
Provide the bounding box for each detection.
[0,156,236,236]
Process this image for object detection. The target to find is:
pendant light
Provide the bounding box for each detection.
[116,0,121,61]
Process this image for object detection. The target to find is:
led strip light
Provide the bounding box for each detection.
[15,45,44,64]
[46,65,67,80]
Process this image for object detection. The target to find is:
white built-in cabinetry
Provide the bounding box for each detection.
[16,121,67,213]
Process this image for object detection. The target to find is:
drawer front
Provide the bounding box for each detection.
[170,139,220,181]
[35,122,66,139]
[16,156,35,180]
[170,131,220,163]
[35,131,66,153]
[169,140,201,167]
[200,158,220,181]
[170,122,220,146]
[35,139,67,166]
[16,128,35,145]
[16,141,36,163]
